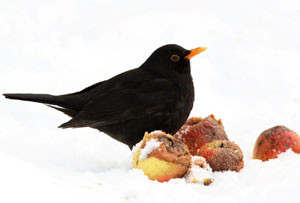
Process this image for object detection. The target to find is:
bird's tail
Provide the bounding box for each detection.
[3,93,66,107]
[3,93,78,117]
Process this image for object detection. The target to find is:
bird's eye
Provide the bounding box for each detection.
[170,54,180,62]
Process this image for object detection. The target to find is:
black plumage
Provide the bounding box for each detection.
[3,44,207,149]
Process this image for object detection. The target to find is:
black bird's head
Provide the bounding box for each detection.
[141,44,207,76]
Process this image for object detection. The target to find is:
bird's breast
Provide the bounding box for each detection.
[166,76,194,130]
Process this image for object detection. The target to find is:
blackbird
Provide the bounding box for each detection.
[3,44,207,149]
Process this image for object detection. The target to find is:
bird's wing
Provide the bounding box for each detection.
[59,78,177,128]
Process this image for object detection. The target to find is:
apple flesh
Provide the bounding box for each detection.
[198,140,244,172]
[253,125,300,161]
[174,115,229,156]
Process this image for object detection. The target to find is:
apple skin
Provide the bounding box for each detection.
[132,131,191,182]
[198,140,244,172]
[174,115,229,156]
[253,125,300,161]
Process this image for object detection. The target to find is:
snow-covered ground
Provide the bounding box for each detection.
[1,0,300,202]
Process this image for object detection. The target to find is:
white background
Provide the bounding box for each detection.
[1,0,300,202]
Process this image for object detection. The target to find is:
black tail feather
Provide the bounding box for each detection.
[3,93,70,108]
[46,105,77,117]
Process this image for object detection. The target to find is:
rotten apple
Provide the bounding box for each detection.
[198,140,244,172]
[174,115,229,155]
[132,131,191,182]
[253,125,300,161]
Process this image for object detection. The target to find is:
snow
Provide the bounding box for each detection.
[1,0,300,202]
[176,125,190,140]
[139,138,162,160]
[184,156,213,184]
[149,130,163,135]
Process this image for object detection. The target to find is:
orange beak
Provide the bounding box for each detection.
[185,47,207,60]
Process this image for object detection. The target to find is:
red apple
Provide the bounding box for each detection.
[253,125,300,161]
[174,115,229,155]
[198,140,244,172]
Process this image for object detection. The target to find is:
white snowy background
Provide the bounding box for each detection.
[1,0,300,202]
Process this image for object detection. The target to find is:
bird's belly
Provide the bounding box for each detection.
[99,106,191,148]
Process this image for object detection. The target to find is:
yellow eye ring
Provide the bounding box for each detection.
[170,55,180,62]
